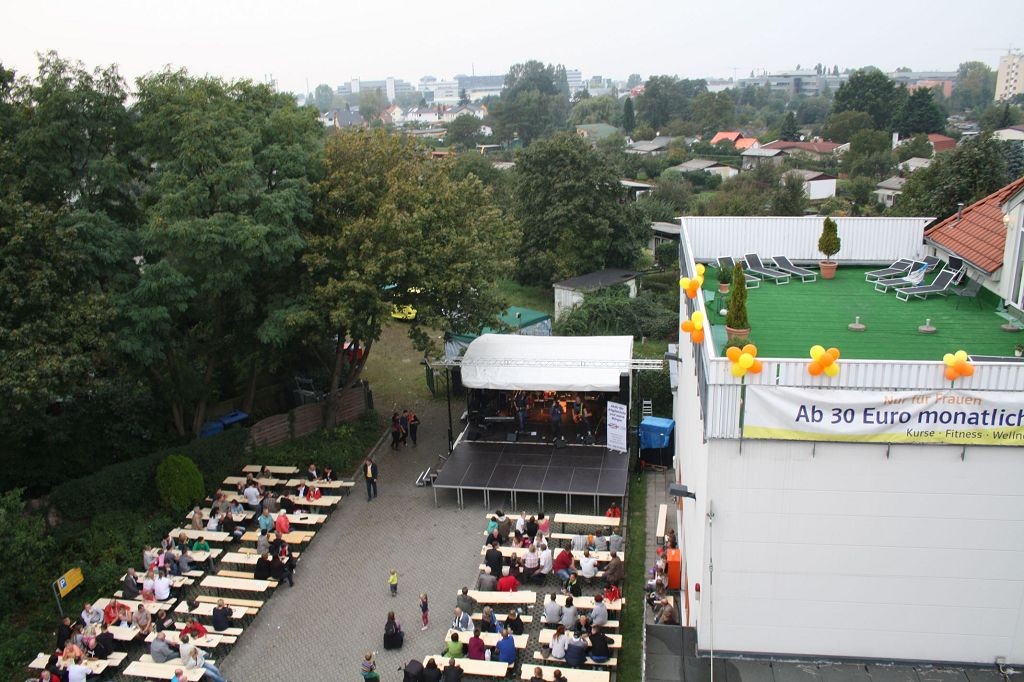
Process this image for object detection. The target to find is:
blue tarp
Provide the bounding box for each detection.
[639,416,675,450]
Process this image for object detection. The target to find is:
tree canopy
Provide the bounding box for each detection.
[832,68,906,131]
[488,61,570,145]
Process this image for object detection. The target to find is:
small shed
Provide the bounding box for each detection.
[552,268,639,321]
[444,306,552,360]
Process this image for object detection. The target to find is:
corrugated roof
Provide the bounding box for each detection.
[553,268,638,290]
[924,176,1024,273]
[927,133,956,152]
[762,140,841,154]
[876,176,906,191]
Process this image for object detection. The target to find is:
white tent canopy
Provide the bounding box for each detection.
[460,334,634,392]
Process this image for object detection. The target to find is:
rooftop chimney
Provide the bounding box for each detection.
[957,202,964,221]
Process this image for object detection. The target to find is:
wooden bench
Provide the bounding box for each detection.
[220,551,300,566]
[216,569,279,586]
[144,630,227,649]
[28,651,127,672]
[482,545,624,564]
[461,589,538,605]
[240,529,315,544]
[476,563,604,579]
[555,595,624,611]
[656,503,668,543]
[523,663,611,681]
[169,527,232,543]
[533,652,619,668]
[174,622,244,637]
[186,508,255,522]
[195,594,265,610]
[423,655,510,678]
[93,596,176,615]
[285,478,355,489]
[175,601,253,619]
[471,612,534,624]
[200,575,274,592]
[243,464,299,475]
[538,629,622,648]
[445,629,528,649]
[124,660,204,680]
[223,475,286,487]
[554,513,620,529]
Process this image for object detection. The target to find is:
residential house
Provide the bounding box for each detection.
[323,109,366,128]
[874,176,907,207]
[620,179,653,201]
[925,175,1024,308]
[761,139,842,162]
[626,136,675,155]
[670,159,738,180]
[900,156,932,173]
[709,131,759,150]
[994,124,1024,143]
[740,147,786,170]
[576,123,620,142]
[907,79,954,99]
[552,269,639,320]
[405,106,444,124]
[927,133,957,153]
[782,169,837,201]
[995,51,1024,101]
[441,104,487,123]
[383,104,406,126]
[649,221,681,253]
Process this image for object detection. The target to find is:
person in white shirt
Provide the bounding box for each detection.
[537,544,553,581]
[80,603,103,627]
[570,532,588,552]
[206,509,221,532]
[153,571,172,601]
[579,550,599,583]
[543,593,562,627]
[515,512,527,536]
[65,658,91,682]
[243,483,261,511]
[548,624,569,660]
[184,643,228,682]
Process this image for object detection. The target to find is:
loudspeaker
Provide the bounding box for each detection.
[506,432,518,443]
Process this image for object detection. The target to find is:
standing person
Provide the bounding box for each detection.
[390,413,403,449]
[420,593,430,631]
[515,392,528,432]
[549,401,564,441]
[361,652,379,681]
[387,568,398,597]
[407,408,420,446]
[399,410,410,446]
[364,458,378,501]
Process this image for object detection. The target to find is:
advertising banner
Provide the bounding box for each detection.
[743,386,1024,446]
[607,401,629,452]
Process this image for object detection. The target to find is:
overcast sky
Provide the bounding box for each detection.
[3,0,1022,94]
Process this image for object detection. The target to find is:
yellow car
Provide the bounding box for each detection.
[389,287,421,320]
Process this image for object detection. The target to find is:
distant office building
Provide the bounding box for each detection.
[705,78,734,93]
[456,74,506,101]
[335,77,413,103]
[996,52,1024,101]
[565,69,584,94]
[737,70,847,97]
[418,77,461,105]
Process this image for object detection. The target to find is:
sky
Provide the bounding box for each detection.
[2,0,1022,94]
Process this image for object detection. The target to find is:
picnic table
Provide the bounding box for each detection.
[93,596,175,615]
[445,629,528,648]
[145,630,224,648]
[462,589,538,605]
[29,652,127,673]
[554,513,620,530]
[240,529,315,544]
[285,478,354,489]
[223,475,286,487]
[200,575,274,592]
[538,629,622,648]
[174,600,251,619]
[556,594,624,610]
[523,664,610,682]
[242,464,299,475]
[169,527,232,543]
[187,508,255,521]
[108,624,142,642]
[124,660,204,680]
[423,655,510,678]
[481,545,623,563]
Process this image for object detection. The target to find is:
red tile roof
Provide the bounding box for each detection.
[762,140,841,154]
[924,176,1024,273]
[734,138,759,150]
[710,131,742,145]
[927,133,956,153]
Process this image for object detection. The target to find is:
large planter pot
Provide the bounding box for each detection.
[819,261,838,279]
[718,283,730,294]
[725,326,750,342]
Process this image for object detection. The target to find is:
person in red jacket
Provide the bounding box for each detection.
[180,616,208,639]
[604,502,621,518]
[496,572,519,592]
[553,549,575,582]
[274,511,291,535]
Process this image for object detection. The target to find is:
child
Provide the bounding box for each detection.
[420,593,429,630]
[388,569,398,597]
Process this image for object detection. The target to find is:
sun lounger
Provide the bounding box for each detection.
[895,267,962,301]
[770,256,816,282]
[874,262,927,293]
[865,259,914,282]
[922,255,941,272]
[718,256,760,289]
[743,254,790,285]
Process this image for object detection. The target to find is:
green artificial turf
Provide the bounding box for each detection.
[703,266,1019,360]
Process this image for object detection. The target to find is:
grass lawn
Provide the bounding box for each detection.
[361,321,438,411]
[617,472,647,682]
[704,266,1016,360]
[496,277,553,315]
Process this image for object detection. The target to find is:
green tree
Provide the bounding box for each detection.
[446,113,482,149]
[636,75,707,130]
[569,94,622,127]
[622,97,635,133]
[725,264,749,330]
[555,287,676,339]
[359,88,387,124]
[690,91,736,136]
[832,68,906,130]
[950,62,996,113]
[314,83,335,112]
[979,103,1024,131]
[896,133,933,161]
[796,96,832,125]
[779,111,800,141]
[459,88,470,105]
[820,110,875,143]
[273,129,514,416]
[488,61,570,145]
[894,134,1010,219]
[626,73,643,89]
[0,490,55,616]
[818,216,841,260]
[772,172,808,215]
[843,129,895,179]
[156,454,205,513]
[893,88,946,136]
[514,133,646,285]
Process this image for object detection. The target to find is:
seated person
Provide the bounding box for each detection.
[180,616,208,639]
[496,571,519,592]
[565,631,588,668]
[154,609,176,633]
[270,553,294,587]
[478,606,499,634]
[422,657,443,682]
[588,626,612,663]
[274,510,291,535]
[476,567,497,592]
[149,631,178,663]
[211,599,233,632]
[383,611,404,650]
[441,659,464,682]
[504,610,525,636]
[321,466,335,482]
[605,501,621,518]
[206,509,221,532]
[121,568,141,600]
[91,624,115,659]
[494,628,517,665]
[444,632,465,658]
[132,605,152,635]
[466,628,486,660]
[564,572,582,597]
[253,552,274,581]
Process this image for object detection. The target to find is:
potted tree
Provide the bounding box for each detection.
[717,267,732,294]
[1014,344,1023,358]
[818,216,841,279]
[725,263,750,342]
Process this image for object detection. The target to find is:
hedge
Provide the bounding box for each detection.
[156,455,205,514]
[50,428,250,519]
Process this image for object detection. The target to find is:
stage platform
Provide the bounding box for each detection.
[432,439,629,512]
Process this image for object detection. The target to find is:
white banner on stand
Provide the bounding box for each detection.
[607,401,628,452]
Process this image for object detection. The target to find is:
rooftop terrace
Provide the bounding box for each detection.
[704,266,1020,361]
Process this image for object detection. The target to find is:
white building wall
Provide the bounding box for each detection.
[806,178,836,201]
[694,437,1024,664]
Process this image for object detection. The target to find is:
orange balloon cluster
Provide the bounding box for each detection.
[679,311,706,344]
[942,350,974,381]
[725,344,763,378]
[679,264,706,300]
[807,345,841,377]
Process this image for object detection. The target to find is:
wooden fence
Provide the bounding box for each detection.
[248,385,369,449]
